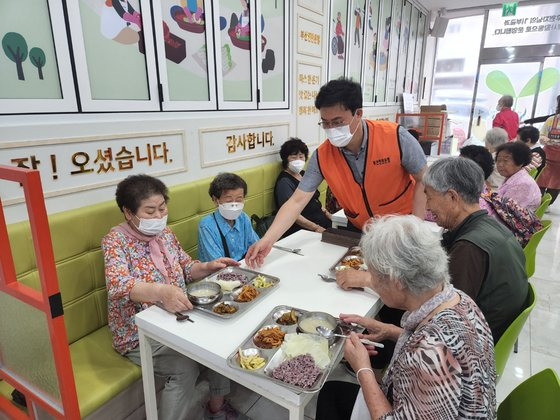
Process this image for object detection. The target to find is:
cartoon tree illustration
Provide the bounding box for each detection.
[29,47,46,80]
[2,32,29,81]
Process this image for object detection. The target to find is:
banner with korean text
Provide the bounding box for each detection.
[0,131,187,205]
[199,122,289,168]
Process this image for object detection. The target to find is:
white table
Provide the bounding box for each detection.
[135,230,383,420]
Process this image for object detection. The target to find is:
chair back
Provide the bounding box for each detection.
[528,167,538,179]
[523,219,552,277]
[535,164,546,181]
[494,282,536,379]
[535,193,552,218]
[497,368,560,419]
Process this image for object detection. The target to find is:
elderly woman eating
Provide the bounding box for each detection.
[495,141,541,211]
[316,215,496,420]
[102,174,247,420]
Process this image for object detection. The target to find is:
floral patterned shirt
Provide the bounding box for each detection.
[102,226,196,354]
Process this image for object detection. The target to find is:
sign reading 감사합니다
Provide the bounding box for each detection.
[0,131,186,205]
[198,122,289,168]
[486,2,560,47]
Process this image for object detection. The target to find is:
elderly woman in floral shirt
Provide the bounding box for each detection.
[102,174,247,420]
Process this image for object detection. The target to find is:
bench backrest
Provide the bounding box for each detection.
[6,162,317,345]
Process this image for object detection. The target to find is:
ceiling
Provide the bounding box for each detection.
[417,0,531,13]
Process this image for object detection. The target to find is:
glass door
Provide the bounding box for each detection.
[471,61,541,140]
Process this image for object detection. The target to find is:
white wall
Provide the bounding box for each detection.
[0,1,402,225]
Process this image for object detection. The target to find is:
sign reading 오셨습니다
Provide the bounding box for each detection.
[0,131,186,205]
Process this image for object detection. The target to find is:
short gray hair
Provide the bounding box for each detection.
[500,95,514,108]
[360,215,449,295]
[485,127,508,149]
[423,157,485,204]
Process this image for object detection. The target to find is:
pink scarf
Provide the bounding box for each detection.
[113,222,176,284]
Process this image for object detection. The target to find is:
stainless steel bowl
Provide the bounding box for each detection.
[236,348,267,370]
[297,311,337,335]
[212,300,239,315]
[273,308,301,326]
[186,281,222,305]
[253,325,285,349]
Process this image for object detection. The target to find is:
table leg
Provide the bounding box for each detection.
[287,404,305,420]
[138,330,158,419]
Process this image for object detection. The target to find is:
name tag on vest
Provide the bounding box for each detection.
[373,157,391,165]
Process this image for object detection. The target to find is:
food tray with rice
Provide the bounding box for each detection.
[226,305,355,393]
[329,246,368,273]
[186,266,279,319]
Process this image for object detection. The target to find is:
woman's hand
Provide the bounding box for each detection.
[206,257,240,272]
[336,269,370,290]
[344,332,372,373]
[339,313,401,342]
[157,284,192,313]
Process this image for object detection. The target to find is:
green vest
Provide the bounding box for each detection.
[444,211,528,341]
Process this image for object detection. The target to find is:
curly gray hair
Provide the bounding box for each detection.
[360,215,449,295]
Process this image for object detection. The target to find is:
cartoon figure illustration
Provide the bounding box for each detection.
[331,11,345,59]
[368,2,374,30]
[354,6,362,47]
[379,16,390,70]
[235,0,251,40]
[170,0,205,33]
[100,0,142,45]
[369,31,377,71]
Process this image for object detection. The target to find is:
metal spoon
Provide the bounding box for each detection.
[317,274,364,291]
[315,326,384,348]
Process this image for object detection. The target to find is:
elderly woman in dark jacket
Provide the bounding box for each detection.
[274,138,331,237]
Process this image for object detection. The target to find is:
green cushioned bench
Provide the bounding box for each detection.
[2,161,326,418]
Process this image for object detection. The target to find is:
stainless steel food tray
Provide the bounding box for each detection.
[190,266,280,319]
[329,246,366,273]
[226,305,353,393]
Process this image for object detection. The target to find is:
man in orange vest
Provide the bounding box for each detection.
[246,78,427,269]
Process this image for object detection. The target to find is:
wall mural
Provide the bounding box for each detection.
[78,0,150,100]
[217,0,253,101]
[327,0,348,81]
[260,0,284,103]
[0,1,62,100]
[160,0,211,101]
[347,0,366,83]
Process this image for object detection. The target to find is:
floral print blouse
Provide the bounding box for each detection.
[102,226,196,354]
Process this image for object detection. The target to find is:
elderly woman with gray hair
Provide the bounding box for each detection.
[316,215,496,420]
[485,127,509,189]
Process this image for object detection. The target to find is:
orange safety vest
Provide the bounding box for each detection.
[317,120,415,229]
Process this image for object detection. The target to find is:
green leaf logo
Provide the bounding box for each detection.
[486,70,516,96]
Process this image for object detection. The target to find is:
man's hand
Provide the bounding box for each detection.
[158,284,192,313]
[244,237,273,268]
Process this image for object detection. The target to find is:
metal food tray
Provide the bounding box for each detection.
[328,245,366,273]
[226,305,352,393]
[190,266,280,319]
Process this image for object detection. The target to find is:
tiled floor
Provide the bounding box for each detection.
[225,201,560,419]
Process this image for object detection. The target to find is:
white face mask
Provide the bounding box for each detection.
[288,159,306,173]
[324,113,359,148]
[135,214,167,236]
[218,202,244,220]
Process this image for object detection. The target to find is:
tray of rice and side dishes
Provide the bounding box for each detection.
[186,266,280,319]
[329,246,368,273]
[226,305,355,393]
